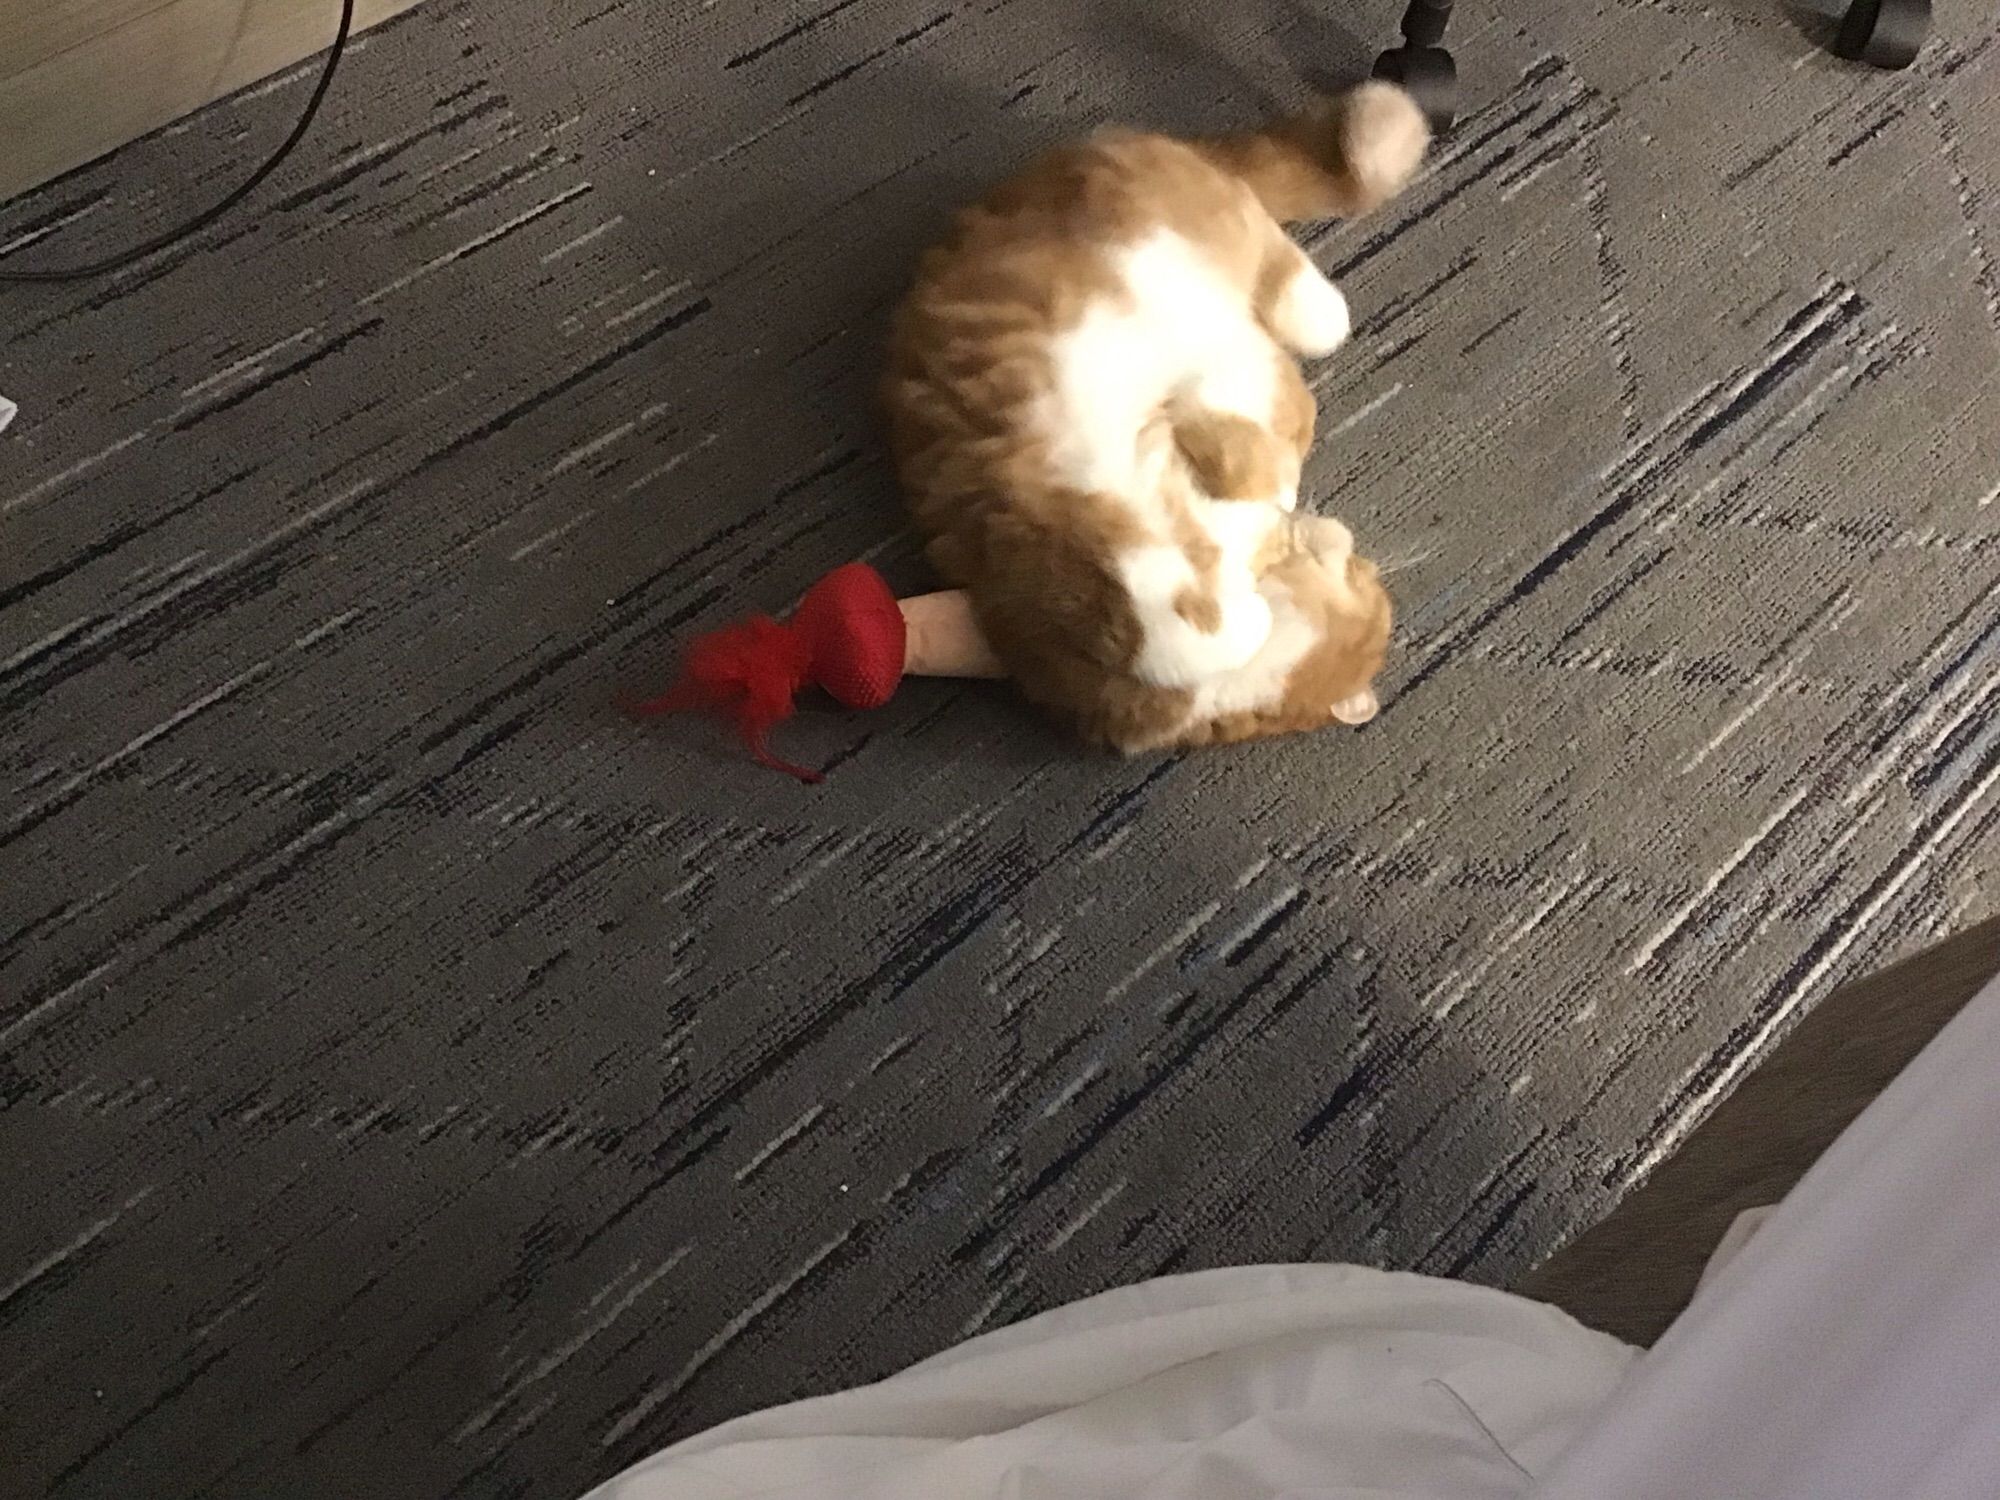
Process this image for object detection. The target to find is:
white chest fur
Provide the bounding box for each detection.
[1037,229,1310,692]
[1042,229,1284,499]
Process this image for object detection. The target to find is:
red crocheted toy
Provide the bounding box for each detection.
[628,563,1000,783]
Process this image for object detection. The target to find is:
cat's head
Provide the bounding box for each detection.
[1156,534,1394,751]
[1286,549,1392,730]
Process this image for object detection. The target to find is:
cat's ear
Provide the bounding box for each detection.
[1331,689,1378,726]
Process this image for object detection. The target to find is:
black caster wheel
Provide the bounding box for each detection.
[1373,45,1458,134]
[1834,0,1929,69]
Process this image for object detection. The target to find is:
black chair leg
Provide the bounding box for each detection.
[1371,0,1929,139]
[1835,0,1929,69]
[1372,1,1459,133]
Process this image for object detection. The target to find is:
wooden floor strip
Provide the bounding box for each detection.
[0,0,427,201]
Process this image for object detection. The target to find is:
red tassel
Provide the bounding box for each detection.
[628,614,821,782]
[629,563,909,783]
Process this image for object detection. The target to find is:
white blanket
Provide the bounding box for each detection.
[586,971,2000,1500]
[585,1263,1634,1498]
[1528,965,2000,1500]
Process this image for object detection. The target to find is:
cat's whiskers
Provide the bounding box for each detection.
[1372,547,1435,578]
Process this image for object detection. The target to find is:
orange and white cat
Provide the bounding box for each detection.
[885,81,1427,752]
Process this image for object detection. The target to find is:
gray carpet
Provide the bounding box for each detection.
[3,0,1997,1494]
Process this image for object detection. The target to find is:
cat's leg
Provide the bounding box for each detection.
[1121,543,1274,688]
[1120,556,1272,692]
[1168,405,1285,501]
[1255,235,1351,357]
[1118,498,1285,689]
[1167,376,1307,511]
[1268,355,1317,483]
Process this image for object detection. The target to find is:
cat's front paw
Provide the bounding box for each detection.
[1269,267,1352,357]
[1296,514,1355,566]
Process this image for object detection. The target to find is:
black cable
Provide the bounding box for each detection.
[0,0,354,283]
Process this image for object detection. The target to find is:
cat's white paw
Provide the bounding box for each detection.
[1131,586,1273,688]
[1269,266,1352,357]
[1210,587,1276,665]
[1297,514,1355,565]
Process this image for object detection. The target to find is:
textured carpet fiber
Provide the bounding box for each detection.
[3,1,1997,1494]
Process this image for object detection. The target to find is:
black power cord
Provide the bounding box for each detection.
[0,0,354,283]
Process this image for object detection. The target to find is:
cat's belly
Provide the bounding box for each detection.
[1039,228,1281,498]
